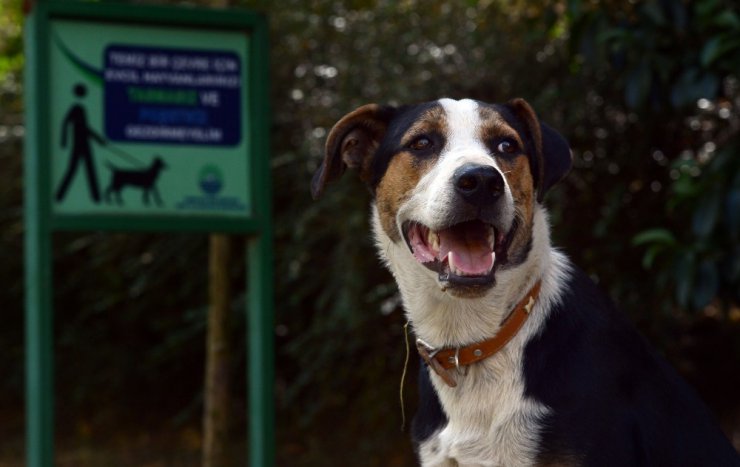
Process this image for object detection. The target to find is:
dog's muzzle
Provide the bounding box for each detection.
[401,164,515,291]
[404,220,500,280]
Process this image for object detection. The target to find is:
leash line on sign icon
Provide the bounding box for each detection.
[102,143,147,167]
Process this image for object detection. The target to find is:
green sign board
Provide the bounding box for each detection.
[49,19,253,221]
[28,0,271,233]
[25,2,273,466]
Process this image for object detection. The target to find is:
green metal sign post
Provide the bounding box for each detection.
[24,1,273,465]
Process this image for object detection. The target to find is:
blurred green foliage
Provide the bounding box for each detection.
[1,0,738,465]
[569,0,740,313]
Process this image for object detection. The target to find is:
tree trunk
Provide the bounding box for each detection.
[203,234,232,467]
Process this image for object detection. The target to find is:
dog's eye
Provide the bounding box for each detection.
[496,139,518,154]
[408,136,433,151]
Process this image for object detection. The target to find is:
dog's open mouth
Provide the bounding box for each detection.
[403,220,509,288]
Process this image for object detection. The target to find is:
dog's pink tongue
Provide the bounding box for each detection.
[438,222,494,276]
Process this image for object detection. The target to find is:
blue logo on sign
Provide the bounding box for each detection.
[199,164,223,195]
[175,164,247,214]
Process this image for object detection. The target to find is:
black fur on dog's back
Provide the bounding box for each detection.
[523,267,739,466]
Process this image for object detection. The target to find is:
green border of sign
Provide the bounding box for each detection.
[24,1,274,466]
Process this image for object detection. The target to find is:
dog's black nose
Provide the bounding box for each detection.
[453,164,505,207]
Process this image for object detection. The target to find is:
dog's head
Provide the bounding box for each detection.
[152,156,167,170]
[312,98,571,298]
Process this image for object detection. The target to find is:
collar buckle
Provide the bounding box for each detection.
[416,338,458,388]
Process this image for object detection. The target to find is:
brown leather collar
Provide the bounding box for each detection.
[415,281,542,387]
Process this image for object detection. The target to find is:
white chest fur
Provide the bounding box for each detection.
[416,325,552,467]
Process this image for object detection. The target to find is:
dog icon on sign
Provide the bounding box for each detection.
[104,156,167,206]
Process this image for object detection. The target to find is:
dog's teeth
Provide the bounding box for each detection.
[488,252,496,274]
[487,228,495,250]
[448,251,461,276]
[428,231,440,254]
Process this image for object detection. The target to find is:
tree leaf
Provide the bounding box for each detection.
[643,244,665,269]
[632,228,677,246]
[714,10,740,29]
[701,36,724,66]
[701,35,740,67]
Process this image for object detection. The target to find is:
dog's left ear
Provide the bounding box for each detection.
[506,98,572,203]
[311,104,395,199]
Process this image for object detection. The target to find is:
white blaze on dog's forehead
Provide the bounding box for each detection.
[438,98,482,149]
[436,97,500,172]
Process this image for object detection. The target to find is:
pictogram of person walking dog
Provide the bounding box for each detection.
[55,83,167,207]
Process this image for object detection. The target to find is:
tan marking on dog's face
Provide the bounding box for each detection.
[477,106,510,135]
[477,107,537,262]
[376,151,436,241]
[497,153,535,255]
[399,106,447,147]
[375,107,447,241]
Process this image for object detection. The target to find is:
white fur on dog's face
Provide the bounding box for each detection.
[373,98,538,300]
[396,98,516,241]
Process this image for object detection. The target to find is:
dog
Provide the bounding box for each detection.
[311,98,739,466]
[105,156,166,206]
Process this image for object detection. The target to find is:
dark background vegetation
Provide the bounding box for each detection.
[1,0,739,465]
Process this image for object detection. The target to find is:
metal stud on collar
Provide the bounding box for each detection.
[524,296,535,314]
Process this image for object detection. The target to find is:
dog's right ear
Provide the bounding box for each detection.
[311,104,394,199]
[505,98,572,203]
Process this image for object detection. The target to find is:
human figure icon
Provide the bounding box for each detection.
[55,83,107,203]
